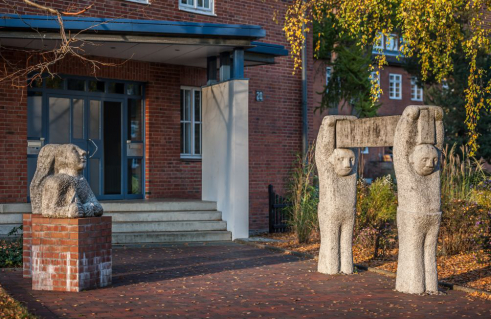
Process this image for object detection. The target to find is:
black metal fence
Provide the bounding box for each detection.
[268,184,291,233]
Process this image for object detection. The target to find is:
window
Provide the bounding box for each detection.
[181,87,202,159]
[361,147,369,154]
[325,67,332,92]
[179,0,214,15]
[326,67,332,85]
[442,80,449,91]
[373,32,401,55]
[385,34,399,51]
[373,32,384,50]
[370,71,380,99]
[389,74,402,100]
[411,77,423,101]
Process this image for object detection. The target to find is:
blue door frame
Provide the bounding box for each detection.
[27,75,145,201]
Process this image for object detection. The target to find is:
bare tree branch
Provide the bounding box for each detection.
[0,1,130,87]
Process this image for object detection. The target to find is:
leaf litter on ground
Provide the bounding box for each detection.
[258,232,491,295]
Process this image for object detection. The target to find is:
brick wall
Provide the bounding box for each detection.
[0,54,206,201]
[0,51,28,203]
[24,215,112,292]
[0,0,315,232]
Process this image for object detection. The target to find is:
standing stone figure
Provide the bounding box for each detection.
[393,105,444,294]
[30,144,103,218]
[315,115,358,274]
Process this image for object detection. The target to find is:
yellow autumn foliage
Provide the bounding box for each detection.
[284,0,491,154]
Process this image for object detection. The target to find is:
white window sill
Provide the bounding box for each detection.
[123,0,151,5]
[181,155,202,161]
[411,98,423,102]
[179,7,216,16]
[389,97,402,100]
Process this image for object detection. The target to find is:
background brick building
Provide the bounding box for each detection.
[312,33,424,180]
[0,0,315,238]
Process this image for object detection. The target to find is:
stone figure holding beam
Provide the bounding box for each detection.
[393,105,444,294]
[315,115,358,275]
[316,106,444,295]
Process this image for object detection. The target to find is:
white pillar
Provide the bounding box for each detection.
[201,80,249,239]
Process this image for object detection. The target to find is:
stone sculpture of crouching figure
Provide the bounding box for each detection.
[393,106,443,294]
[315,116,358,274]
[30,144,103,218]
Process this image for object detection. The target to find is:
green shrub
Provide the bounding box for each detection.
[355,175,398,258]
[0,225,23,268]
[286,145,319,244]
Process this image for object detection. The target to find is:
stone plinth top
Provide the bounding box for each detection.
[31,216,111,224]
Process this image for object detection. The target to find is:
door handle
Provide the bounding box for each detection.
[88,139,98,158]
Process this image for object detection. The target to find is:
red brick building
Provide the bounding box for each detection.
[0,0,315,239]
[312,33,424,180]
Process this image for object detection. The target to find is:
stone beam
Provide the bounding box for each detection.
[335,115,401,148]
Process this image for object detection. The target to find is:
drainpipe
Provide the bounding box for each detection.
[301,19,308,156]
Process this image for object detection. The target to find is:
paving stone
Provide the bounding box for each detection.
[1,243,490,318]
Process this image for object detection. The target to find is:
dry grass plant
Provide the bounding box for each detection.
[286,144,319,244]
[440,144,490,256]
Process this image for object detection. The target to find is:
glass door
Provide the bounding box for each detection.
[45,95,126,200]
[87,100,103,197]
[27,76,145,201]
[101,100,123,199]
[126,98,144,198]
[46,95,95,189]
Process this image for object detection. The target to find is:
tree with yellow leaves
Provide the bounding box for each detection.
[285,0,491,154]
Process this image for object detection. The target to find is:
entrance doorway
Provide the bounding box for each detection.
[27,77,145,200]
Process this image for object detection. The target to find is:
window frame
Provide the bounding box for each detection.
[180,86,202,160]
[179,0,215,16]
[389,73,402,100]
[411,76,423,101]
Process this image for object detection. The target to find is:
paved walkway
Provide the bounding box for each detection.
[1,242,490,318]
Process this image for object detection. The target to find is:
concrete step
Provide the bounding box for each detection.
[112,231,232,244]
[107,211,223,222]
[102,201,217,212]
[0,200,231,243]
[113,221,227,233]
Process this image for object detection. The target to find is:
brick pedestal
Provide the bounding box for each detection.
[23,214,32,278]
[23,215,112,292]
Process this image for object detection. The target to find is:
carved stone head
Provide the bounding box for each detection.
[55,144,87,176]
[329,148,356,176]
[410,144,439,176]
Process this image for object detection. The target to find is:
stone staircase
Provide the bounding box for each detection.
[0,200,232,243]
[104,200,232,244]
